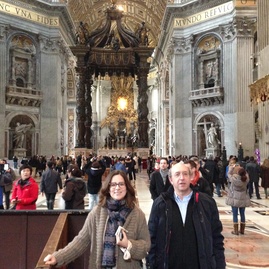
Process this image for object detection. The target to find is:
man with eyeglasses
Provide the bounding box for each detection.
[148,162,225,269]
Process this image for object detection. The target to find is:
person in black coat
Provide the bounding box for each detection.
[85,159,106,210]
[40,161,63,210]
[148,162,225,269]
[184,159,212,196]
[149,158,171,200]
[246,156,261,199]
[203,155,219,196]
[125,156,135,181]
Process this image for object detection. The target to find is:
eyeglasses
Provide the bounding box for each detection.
[110,182,126,188]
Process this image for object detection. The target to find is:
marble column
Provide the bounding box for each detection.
[75,66,86,148]
[0,24,8,157]
[221,17,256,154]
[169,36,193,155]
[85,69,93,149]
[136,70,149,148]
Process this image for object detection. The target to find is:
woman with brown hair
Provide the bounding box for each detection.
[44,170,150,269]
[261,158,269,199]
[226,165,251,235]
[62,165,87,209]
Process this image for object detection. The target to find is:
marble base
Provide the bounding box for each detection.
[205,148,219,158]
[98,148,131,158]
[13,148,27,158]
[98,148,149,158]
[73,148,93,158]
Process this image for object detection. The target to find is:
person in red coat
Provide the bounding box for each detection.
[10,164,39,210]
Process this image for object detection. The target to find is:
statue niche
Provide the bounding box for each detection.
[197,36,221,89]
[10,115,35,158]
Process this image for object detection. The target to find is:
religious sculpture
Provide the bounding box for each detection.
[205,123,220,148]
[136,22,149,46]
[13,122,32,148]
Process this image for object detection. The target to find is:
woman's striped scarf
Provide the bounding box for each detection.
[101,198,131,267]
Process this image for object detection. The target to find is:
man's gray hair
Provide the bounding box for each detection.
[168,162,193,178]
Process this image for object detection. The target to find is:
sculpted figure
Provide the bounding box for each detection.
[14,122,32,148]
[206,123,220,148]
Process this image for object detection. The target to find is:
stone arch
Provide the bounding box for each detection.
[7,33,38,90]
[5,112,39,158]
[194,32,224,50]
[193,111,224,157]
[193,33,223,90]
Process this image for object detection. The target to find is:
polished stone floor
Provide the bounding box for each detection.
[34,170,269,269]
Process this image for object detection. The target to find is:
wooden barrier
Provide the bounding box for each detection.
[35,213,68,269]
[0,210,89,269]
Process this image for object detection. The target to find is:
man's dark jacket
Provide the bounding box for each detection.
[246,161,261,182]
[40,168,62,193]
[149,170,171,200]
[148,187,226,269]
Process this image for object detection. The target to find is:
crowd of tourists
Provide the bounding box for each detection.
[1,152,269,268]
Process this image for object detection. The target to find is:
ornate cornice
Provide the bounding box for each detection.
[249,75,269,105]
[219,21,236,41]
[163,0,230,32]
[189,86,224,107]
[220,16,257,42]
[166,35,193,62]
[0,24,9,42]
[233,16,257,37]
[6,86,42,107]
[39,36,61,53]
[175,35,193,54]
[88,48,136,67]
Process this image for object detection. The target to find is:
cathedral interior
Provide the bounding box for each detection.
[0,0,269,162]
[2,2,269,269]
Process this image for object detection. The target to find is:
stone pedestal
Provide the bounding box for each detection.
[73,148,93,158]
[205,148,219,158]
[135,148,149,159]
[14,148,27,158]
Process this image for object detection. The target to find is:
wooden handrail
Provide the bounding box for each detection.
[35,213,68,269]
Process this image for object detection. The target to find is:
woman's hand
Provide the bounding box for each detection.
[44,254,57,265]
[116,229,128,248]
[11,198,21,204]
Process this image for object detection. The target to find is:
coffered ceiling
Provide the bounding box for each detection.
[67,0,167,47]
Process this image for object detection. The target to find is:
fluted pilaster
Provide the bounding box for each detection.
[257,0,269,51]
[0,24,8,113]
[85,69,93,148]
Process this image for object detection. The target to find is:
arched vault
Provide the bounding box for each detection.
[67,0,167,47]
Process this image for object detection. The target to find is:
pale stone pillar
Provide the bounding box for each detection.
[0,24,8,157]
[39,36,65,156]
[169,35,193,156]
[85,71,93,149]
[221,17,256,155]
